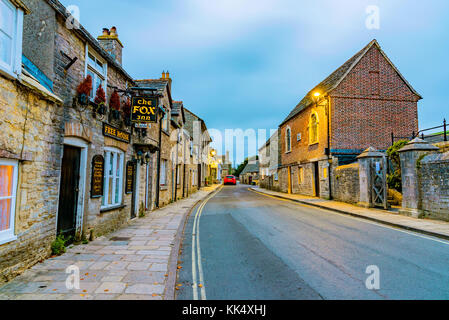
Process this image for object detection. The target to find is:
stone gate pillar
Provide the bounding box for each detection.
[398,138,438,218]
[357,147,386,208]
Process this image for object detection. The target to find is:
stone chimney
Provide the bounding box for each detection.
[97,26,123,65]
[161,70,172,90]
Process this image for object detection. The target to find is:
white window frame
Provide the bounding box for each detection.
[285,126,292,153]
[160,160,167,186]
[0,0,23,78]
[0,158,18,245]
[85,44,108,101]
[102,147,124,209]
[162,109,170,132]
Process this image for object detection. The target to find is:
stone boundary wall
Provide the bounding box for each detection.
[332,162,360,204]
[418,151,449,222]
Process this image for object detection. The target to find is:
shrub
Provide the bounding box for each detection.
[51,234,69,256]
[386,140,408,192]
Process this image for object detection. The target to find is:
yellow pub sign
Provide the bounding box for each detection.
[131,96,158,123]
[103,123,130,143]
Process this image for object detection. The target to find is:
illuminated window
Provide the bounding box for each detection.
[102,148,124,208]
[0,0,24,77]
[309,112,319,144]
[323,167,328,179]
[0,159,18,244]
[285,126,292,153]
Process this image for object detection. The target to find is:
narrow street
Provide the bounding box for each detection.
[176,184,449,300]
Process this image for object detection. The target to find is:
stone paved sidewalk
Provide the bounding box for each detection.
[250,186,449,240]
[0,185,220,300]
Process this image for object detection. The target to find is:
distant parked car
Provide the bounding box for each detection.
[224,175,237,185]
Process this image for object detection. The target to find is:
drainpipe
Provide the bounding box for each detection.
[155,107,164,208]
[174,131,179,201]
[326,95,333,200]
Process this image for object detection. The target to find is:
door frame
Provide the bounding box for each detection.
[59,137,88,237]
[134,162,140,217]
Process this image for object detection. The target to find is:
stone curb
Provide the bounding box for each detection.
[164,185,222,300]
[249,187,449,241]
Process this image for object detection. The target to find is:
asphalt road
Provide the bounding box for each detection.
[175,184,449,300]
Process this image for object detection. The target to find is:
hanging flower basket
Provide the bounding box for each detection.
[112,109,121,120]
[122,97,131,126]
[110,91,121,120]
[76,75,92,106]
[94,84,106,115]
[97,103,106,115]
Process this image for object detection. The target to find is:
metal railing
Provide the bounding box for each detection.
[391,119,447,145]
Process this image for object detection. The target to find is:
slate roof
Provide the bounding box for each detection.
[171,101,185,127]
[134,79,170,94]
[172,101,183,116]
[280,39,422,126]
[184,108,211,142]
[184,108,201,138]
[241,161,259,174]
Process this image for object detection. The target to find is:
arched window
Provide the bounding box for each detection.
[285,126,292,153]
[309,112,319,144]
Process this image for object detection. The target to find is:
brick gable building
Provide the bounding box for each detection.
[278,39,421,198]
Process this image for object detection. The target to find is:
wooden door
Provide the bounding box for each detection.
[57,145,81,237]
[314,162,320,197]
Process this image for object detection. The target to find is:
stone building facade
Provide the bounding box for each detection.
[0,0,64,282]
[277,39,420,199]
[0,0,212,283]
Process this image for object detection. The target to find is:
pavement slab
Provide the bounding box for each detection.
[0,185,220,300]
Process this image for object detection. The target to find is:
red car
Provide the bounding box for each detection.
[224,175,237,185]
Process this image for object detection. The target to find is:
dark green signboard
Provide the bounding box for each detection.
[125,161,135,194]
[131,96,158,123]
[91,155,104,198]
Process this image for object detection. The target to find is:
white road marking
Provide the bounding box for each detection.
[191,187,222,300]
[250,189,449,246]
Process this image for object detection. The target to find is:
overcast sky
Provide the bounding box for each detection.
[62,0,449,165]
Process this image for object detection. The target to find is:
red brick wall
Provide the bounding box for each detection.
[280,105,328,166]
[330,45,419,151]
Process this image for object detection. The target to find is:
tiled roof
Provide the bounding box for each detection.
[241,161,259,174]
[280,39,421,126]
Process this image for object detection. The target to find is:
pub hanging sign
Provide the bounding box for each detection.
[91,155,104,198]
[131,96,158,123]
